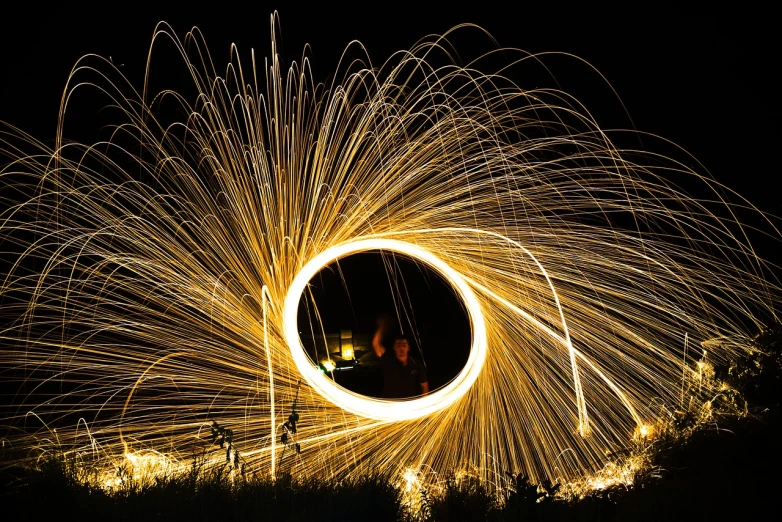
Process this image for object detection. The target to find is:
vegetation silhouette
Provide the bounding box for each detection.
[2,323,779,521]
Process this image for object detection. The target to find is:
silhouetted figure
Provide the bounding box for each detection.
[372,318,429,398]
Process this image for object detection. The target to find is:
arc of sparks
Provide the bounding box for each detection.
[283,238,488,421]
[0,17,779,489]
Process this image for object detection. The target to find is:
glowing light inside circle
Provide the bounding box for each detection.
[283,238,487,421]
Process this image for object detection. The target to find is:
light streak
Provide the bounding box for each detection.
[0,18,779,492]
[283,238,488,421]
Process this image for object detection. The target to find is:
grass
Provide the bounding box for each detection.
[1,455,406,521]
[3,410,779,522]
[2,325,780,521]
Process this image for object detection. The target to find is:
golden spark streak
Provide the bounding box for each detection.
[0,17,779,491]
[284,238,488,421]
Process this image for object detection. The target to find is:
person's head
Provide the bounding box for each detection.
[392,335,410,360]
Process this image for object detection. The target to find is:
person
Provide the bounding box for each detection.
[372,320,429,399]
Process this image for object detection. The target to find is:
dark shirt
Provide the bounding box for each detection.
[380,351,428,398]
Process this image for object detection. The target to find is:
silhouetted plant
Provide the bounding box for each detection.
[279,380,303,458]
[415,487,433,522]
[208,419,246,473]
[539,478,560,502]
[503,471,540,520]
[424,473,499,522]
[732,322,782,408]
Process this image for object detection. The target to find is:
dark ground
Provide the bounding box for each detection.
[2,328,780,521]
[1,411,779,521]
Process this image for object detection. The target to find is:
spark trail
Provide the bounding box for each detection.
[0,17,779,489]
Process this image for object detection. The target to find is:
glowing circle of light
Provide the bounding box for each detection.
[283,238,487,421]
[1,18,779,489]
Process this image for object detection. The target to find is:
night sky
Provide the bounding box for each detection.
[1,7,779,388]
[1,7,777,215]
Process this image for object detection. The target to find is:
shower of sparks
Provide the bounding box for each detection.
[0,18,779,492]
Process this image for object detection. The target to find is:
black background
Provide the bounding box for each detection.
[298,251,471,392]
[1,6,779,388]
[1,6,777,220]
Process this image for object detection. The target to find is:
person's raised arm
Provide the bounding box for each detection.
[372,324,386,358]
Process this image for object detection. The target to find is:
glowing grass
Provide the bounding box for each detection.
[0,16,779,493]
